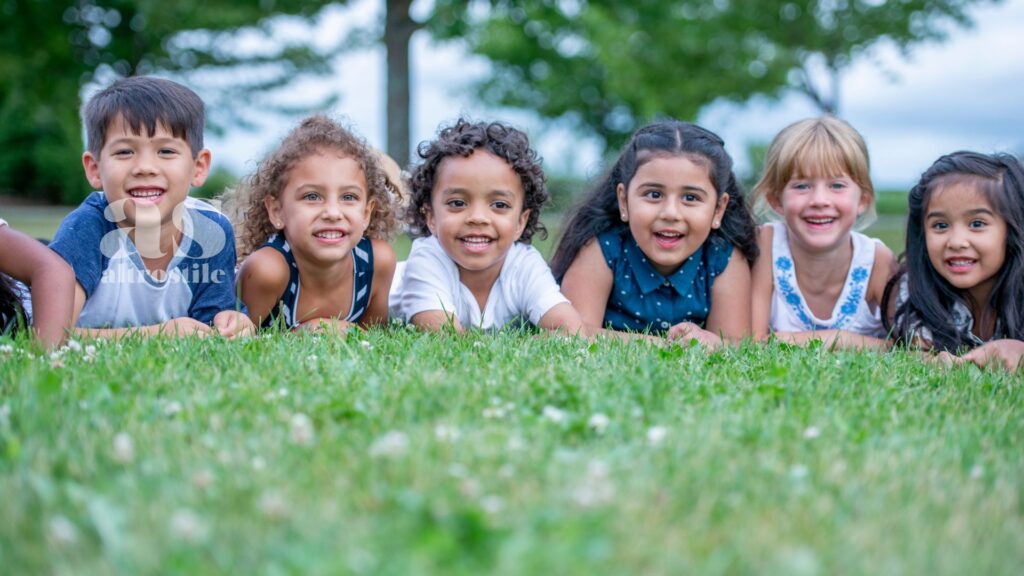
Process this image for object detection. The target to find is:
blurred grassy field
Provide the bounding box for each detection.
[1,191,910,258]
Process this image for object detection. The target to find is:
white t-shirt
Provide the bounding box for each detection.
[391,236,568,330]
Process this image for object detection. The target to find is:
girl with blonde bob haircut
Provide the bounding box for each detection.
[750,116,895,348]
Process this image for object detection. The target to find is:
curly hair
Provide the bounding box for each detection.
[226,115,401,260]
[551,120,758,280]
[405,118,549,243]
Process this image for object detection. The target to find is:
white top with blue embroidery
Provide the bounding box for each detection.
[769,221,885,336]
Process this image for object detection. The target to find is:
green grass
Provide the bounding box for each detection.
[1,331,1021,574]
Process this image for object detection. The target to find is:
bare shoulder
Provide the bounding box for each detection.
[755,223,775,251]
[868,241,897,304]
[370,239,397,275]
[238,247,290,292]
[573,237,610,269]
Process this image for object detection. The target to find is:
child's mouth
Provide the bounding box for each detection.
[803,217,836,230]
[128,188,165,205]
[945,258,976,273]
[314,229,348,244]
[460,236,493,253]
[654,231,683,249]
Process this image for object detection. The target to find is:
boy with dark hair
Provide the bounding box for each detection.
[50,76,251,337]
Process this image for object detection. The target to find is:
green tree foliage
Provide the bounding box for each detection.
[429,0,999,152]
[0,0,341,203]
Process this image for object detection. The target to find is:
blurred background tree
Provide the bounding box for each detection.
[0,0,343,204]
[429,0,999,152]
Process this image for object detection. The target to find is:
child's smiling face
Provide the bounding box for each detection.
[772,171,868,254]
[924,182,1008,305]
[426,150,529,287]
[266,150,372,266]
[83,114,210,234]
[616,155,727,277]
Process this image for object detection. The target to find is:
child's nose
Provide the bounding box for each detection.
[809,184,831,205]
[467,204,490,224]
[659,199,682,220]
[130,152,158,175]
[322,199,343,219]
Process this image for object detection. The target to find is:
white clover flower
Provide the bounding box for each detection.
[112,432,134,463]
[789,464,809,480]
[0,344,13,355]
[970,464,984,480]
[192,469,214,490]
[289,413,316,446]
[473,341,484,348]
[47,515,78,546]
[277,387,289,398]
[434,424,461,443]
[164,400,183,417]
[482,406,507,419]
[480,495,504,515]
[169,508,208,543]
[588,413,610,433]
[369,430,409,458]
[307,354,318,363]
[359,340,372,350]
[646,426,668,445]
[64,339,82,352]
[251,456,266,471]
[258,491,289,520]
[803,426,821,440]
[506,435,526,452]
[541,405,567,424]
[571,460,615,507]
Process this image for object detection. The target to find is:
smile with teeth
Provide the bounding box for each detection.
[314,230,347,241]
[945,258,976,271]
[460,236,494,252]
[128,188,164,202]
[654,231,683,247]
[804,217,835,225]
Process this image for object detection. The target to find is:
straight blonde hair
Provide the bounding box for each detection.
[753,116,876,229]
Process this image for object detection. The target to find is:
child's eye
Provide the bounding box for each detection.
[930,221,948,231]
[969,219,987,229]
[492,201,511,210]
[642,190,662,200]
[446,199,466,209]
[830,181,847,190]
[342,193,360,202]
[790,182,809,191]
[158,148,179,156]
[113,149,133,157]
[302,192,321,201]
[682,193,700,203]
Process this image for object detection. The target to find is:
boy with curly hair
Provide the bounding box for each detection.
[392,118,587,333]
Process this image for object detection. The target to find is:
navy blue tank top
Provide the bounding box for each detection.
[258,233,374,329]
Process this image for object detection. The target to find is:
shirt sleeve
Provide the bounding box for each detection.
[510,244,569,326]
[48,198,109,298]
[187,209,245,324]
[396,237,458,321]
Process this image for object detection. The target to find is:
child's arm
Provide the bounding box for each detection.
[704,248,752,341]
[768,329,890,350]
[237,248,290,327]
[750,225,774,340]
[559,239,614,333]
[867,242,898,314]
[360,239,397,327]
[0,226,75,348]
[959,340,1024,372]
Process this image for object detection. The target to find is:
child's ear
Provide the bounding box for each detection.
[82,152,103,190]
[857,190,871,215]
[363,198,376,233]
[264,196,284,230]
[766,191,784,215]
[712,193,730,229]
[424,205,436,235]
[515,208,531,241]
[190,149,212,188]
[616,183,628,222]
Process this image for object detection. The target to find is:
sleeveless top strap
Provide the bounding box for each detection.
[259,234,374,329]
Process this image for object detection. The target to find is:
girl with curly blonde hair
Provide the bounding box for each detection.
[232,115,400,332]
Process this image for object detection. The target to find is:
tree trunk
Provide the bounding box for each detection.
[384,0,418,168]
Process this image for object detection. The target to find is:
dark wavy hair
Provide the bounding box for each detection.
[0,274,24,336]
[405,118,548,243]
[883,151,1024,351]
[551,120,758,280]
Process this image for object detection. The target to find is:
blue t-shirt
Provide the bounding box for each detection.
[597,227,733,334]
[50,192,242,328]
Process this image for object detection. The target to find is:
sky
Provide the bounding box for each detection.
[206,0,1024,190]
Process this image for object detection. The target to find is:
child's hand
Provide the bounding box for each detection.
[160,317,213,337]
[960,339,1024,372]
[666,321,722,348]
[296,318,355,335]
[214,310,255,339]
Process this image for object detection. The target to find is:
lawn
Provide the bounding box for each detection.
[0,331,1021,574]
